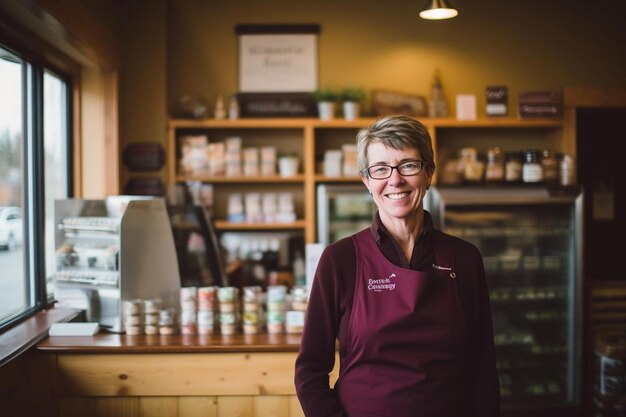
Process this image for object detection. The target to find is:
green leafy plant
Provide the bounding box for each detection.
[313,88,339,102]
[340,87,366,103]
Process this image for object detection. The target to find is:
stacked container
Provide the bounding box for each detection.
[179,287,198,335]
[266,285,287,334]
[123,299,143,335]
[286,286,308,334]
[143,298,161,335]
[197,286,218,335]
[218,286,239,335]
[242,286,263,334]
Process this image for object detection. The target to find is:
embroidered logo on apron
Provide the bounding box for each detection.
[367,273,397,292]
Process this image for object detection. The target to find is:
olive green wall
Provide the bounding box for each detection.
[166,0,626,116]
[115,0,626,189]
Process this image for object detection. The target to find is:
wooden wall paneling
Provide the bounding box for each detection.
[166,124,177,195]
[288,396,305,417]
[178,396,218,417]
[59,398,96,417]
[303,124,315,243]
[58,353,299,397]
[95,397,140,417]
[253,395,289,417]
[217,396,253,417]
[428,125,438,184]
[26,352,59,417]
[139,397,178,417]
[72,78,83,196]
[0,352,58,417]
[0,354,26,417]
[103,70,119,196]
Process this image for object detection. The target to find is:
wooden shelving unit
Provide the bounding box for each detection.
[167,116,566,245]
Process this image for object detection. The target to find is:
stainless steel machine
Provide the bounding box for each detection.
[53,196,181,332]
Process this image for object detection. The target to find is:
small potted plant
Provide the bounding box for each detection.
[313,88,339,121]
[340,87,366,120]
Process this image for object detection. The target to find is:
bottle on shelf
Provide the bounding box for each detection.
[522,150,543,183]
[214,95,226,120]
[292,251,306,287]
[228,95,240,120]
[485,146,505,183]
[559,153,576,186]
[428,69,449,118]
[541,150,558,184]
[504,151,523,183]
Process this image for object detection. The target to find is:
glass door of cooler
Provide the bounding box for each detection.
[316,184,377,245]
[429,186,583,411]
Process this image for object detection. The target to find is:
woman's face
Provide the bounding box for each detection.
[361,142,433,223]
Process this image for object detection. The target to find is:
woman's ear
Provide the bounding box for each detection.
[361,173,370,191]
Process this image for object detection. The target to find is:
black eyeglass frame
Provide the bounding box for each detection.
[362,160,426,180]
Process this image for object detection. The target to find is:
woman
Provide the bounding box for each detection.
[295,115,500,417]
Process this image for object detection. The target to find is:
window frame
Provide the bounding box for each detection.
[0,41,75,331]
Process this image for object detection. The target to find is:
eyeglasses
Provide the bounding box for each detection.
[363,160,425,179]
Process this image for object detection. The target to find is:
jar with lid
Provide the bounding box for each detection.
[459,147,484,183]
[522,150,543,183]
[504,151,523,183]
[541,150,558,183]
[485,147,504,183]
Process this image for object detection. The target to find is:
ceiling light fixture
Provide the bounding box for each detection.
[419,0,458,20]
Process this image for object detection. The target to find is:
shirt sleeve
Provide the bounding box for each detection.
[294,243,348,417]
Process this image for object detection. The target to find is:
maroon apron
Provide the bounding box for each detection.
[336,229,469,417]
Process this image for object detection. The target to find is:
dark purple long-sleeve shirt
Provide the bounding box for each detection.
[294,211,500,417]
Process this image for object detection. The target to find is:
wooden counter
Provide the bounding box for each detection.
[37,332,303,353]
[24,333,337,417]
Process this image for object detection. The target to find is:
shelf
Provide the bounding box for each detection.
[168,116,562,129]
[175,175,305,183]
[314,175,362,183]
[168,115,569,245]
[214,220,306,231]
[429,117,562,128]
[169,118,312,129]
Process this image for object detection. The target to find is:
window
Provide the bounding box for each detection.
[0,44,71,328]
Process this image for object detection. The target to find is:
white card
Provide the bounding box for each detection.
[49,322,100,336]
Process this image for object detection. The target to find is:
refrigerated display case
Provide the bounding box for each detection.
[316,184,376,245]
[317,183,434,245]
[428,185,583,414]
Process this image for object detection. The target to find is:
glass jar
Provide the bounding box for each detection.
[460,147,484,183]
[485,147,504,183]
[559,153,576,186]
[541,150,558,183]
[504,151,523,183]
[522,150,543,183]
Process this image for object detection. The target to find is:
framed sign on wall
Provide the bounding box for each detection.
[236,24,320,93]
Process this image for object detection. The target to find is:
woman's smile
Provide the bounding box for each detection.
[386,192,410,200]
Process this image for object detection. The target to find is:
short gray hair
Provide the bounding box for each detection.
[356,115,435,174]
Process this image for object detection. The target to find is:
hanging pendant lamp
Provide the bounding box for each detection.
[419,0,458,20]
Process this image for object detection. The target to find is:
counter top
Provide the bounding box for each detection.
[36,332,303,354]
[0,308,83,367]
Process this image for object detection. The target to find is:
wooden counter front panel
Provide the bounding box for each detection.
[59,395,305,417]
[58,352,303,397]
[56,352,340,417]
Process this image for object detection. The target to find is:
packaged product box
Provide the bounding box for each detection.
[518,90,562,118]
[486,86,508,116]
